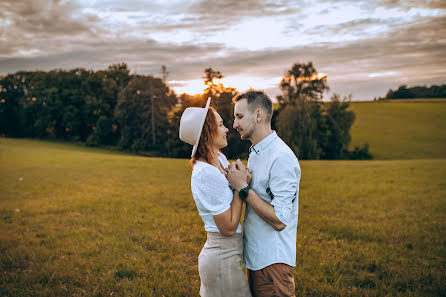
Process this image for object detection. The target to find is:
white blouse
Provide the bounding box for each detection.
[191,153,242,233]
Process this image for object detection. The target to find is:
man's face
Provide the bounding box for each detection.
[233,99,256,141]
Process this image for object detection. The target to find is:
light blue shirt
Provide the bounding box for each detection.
[191,153,242,234]
[243,131,301,270]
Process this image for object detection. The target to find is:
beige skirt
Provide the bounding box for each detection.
[198,232,252,297]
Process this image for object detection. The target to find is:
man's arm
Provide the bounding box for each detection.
[227,160,286,231]
[244,189,286,231]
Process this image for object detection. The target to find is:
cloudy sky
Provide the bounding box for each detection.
[1,0,445,100]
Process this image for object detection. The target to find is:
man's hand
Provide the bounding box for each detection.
[227,160,249,192]
[236,159,252,185]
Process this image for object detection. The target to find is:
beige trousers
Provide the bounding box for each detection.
[198,232,252,297]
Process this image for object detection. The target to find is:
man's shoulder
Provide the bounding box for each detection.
[272,136,298,161]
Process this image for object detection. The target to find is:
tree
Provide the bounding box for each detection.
[275,62,328,159]
[105,63,131,91]
[161,65,169,83]
[114,75,176,152]
[320,94,355,159]
[275,62,371,160]
[202,67,223,94]
[0,65,131,143]
[385,84,446,99]
[278,62,329,104]
[276,96,322,159]
[391,85,413,99]
[86,116,115,146]
[0,73,27,137]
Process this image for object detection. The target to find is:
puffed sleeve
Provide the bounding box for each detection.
[193,166,232,215]
[269,153,301,225]
[218,153,230,169]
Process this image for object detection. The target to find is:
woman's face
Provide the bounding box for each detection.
[213,111,229,149]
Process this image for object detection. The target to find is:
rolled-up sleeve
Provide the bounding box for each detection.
[269,153,300,225]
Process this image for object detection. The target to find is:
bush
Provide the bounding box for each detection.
[86,134,98,147]
[348,143,373,160]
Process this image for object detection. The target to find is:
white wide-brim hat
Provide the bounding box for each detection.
[179,97,212,158]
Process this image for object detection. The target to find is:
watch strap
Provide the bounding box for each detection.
[239,185,251,200]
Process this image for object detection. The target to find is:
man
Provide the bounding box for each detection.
[226,90,301,297]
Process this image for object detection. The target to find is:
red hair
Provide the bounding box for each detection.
[190,107,218,166]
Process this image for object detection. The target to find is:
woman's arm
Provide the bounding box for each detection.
[212,191,244,236]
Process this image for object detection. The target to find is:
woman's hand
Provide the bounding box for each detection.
[227,160,250,192]
[235,159,251,184]
[223,167,228,178]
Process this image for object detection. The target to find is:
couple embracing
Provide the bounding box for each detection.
[179,91,301,297]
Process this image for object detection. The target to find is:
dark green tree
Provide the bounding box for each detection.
[385,84,446,99]
[278,62,329,104]
[275,62,328,159]
[86,116,116,146]
[0,65,131,144]
[386,85,413,99]
[275,62,371,160]
[115,75,176,152]
[320,94,356,159]
[275,96,322,159]
[0,73,27,137]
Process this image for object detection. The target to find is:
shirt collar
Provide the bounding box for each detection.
[249,131,278,155]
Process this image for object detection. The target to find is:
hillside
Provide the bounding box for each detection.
[349,101,446,159]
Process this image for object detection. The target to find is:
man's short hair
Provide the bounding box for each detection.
[232,90,273,121]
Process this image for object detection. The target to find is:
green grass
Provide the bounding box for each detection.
[1,138,445,296]
[349,101,446,159]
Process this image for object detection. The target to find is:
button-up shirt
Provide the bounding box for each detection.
[243,131,301,270]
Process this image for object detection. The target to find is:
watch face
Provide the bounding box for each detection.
[240,186,249,199]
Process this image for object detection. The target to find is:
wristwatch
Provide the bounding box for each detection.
[239,185,251,201]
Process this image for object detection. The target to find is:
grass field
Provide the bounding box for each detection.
[349,101,446,159]
[1,138,445,296]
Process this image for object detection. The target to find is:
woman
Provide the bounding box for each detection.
[179,98,252,297]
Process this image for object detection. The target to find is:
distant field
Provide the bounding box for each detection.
[377,98,446,103]
[349,101,446,159]
[1,138,445,296]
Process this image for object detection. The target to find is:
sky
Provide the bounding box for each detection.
[0,0,445,101]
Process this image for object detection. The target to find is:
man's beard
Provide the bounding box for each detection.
[241,126,254,140]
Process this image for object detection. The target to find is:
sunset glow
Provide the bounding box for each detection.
[0,1,444,100]
[170,76,283,96]
[295,73,328,82]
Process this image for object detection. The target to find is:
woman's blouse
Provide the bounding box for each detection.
[191,153,242,233]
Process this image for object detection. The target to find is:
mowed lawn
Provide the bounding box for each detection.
[1,138,445,296]
[349,101,446,160]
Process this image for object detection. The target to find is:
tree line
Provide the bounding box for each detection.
[385,84,446,99]
[0,62,372,160]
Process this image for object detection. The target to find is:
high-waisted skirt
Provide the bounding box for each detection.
[198,232,252,297]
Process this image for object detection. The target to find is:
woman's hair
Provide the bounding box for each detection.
[190,107,218,166]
